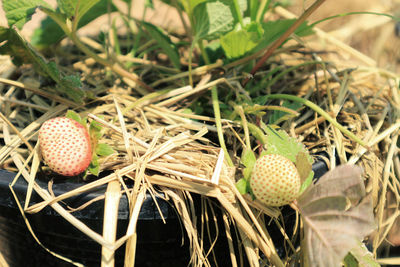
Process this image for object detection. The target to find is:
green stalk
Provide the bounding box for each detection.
[256,0,269,22]
[232,0,244,28]
[198,39,210,65]
[265,94,367,147]
[234,105,251,149]
[211,86,234,167]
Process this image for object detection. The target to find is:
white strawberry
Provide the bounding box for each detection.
[38,117,92,176]
[250,154,301,206]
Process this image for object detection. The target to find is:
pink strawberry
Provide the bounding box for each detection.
[250,154,301,206]
[38,117,92,176]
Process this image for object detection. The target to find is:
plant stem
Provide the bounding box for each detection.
[198,39,210,65]
[256,0,269,22]
[234,105,251,149]
[265,94,367,147]
[232,0,244,28]
[211,86,234,167]
[242,0,326,86]
[68,33,152,95]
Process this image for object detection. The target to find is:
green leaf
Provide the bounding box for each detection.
[2,0,51,29]
[0,26,51,68]
[0,27,85,102]
[263,125,313,164]
[56,0,101,24]
[161,0,207,16]
[89,154,100,176]
[179,0,207,16]
[235,178,248,194]
[57,74,85,102]
[75,0,101,24]
[96,143,115,156]
[193,0,238,40]
[57,0,77,18]
[254,19,314,52]
[142,22,181,69]
[32,0,116,48]
[220,20,263,59]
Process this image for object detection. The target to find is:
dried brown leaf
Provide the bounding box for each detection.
[297,165,375,267]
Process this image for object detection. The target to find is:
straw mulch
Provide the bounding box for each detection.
[0,5,400,267]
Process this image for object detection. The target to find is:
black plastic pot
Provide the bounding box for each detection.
[0,159,328,266]
[0,170,191,267]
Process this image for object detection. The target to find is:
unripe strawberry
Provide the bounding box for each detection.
[250,154,301,206]
[38,117,92,176]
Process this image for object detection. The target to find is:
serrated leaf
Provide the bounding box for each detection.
[2,0,51,29]
[263,125,312,163]
[0,27,46,68]
[96,143,115,156]
[0,26,85,103]
[142,22,181,69]
[220,20,264,59]
[193,0,237,41]
[298,165,376,267]
[236,178,248,194]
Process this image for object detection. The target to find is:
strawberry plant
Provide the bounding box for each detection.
[39,110,115,177]
[0,0,391,266]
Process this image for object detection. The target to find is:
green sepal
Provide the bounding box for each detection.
[241,148,256,180]
[88,153,100,176]
[235,178,248,194]
[65,110,83,124]
[96,143,115,157]
[89,120,103,140]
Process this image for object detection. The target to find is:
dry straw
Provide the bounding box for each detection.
[0,4,400,267]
